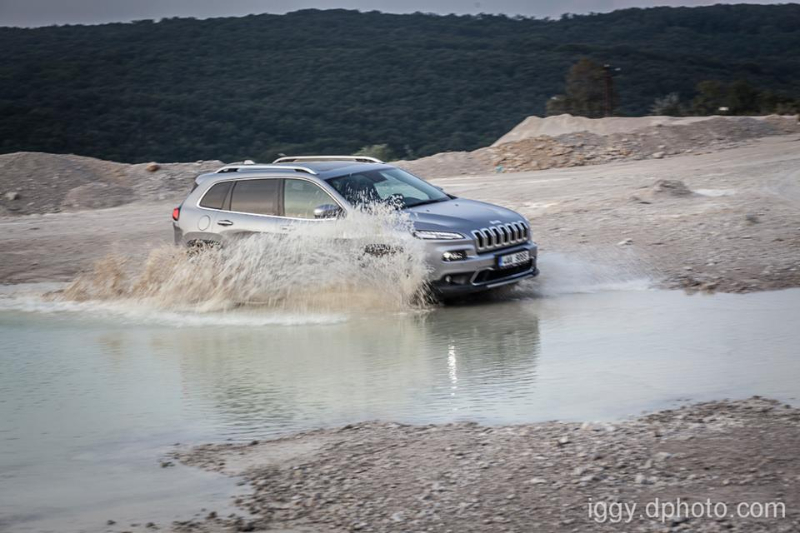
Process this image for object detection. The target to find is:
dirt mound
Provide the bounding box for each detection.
[493,114,715,145]
[61,182,133,211]
[493,113,798,146]
[0,152,222,215]
[398,115,799,179]
[394,151,487,180]
[477,115,800,173]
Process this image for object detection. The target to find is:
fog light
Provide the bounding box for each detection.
[442,250,467,262]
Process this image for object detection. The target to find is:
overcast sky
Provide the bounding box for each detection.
[0,0,787,27]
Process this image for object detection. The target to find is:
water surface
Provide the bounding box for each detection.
[1,287,799,531]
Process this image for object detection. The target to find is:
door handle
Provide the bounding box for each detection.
[217,220,234,226]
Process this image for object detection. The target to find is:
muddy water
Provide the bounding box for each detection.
[1,286,799,532]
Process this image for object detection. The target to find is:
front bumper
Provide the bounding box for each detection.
[425,240,539,296]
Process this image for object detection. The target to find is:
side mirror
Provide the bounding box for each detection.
[313,204,343,219]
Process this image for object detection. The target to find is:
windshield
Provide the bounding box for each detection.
[328,168,449,209]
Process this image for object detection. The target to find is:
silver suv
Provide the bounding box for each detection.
[172,156,538,297]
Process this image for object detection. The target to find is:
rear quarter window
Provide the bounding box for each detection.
[199,182,232,210]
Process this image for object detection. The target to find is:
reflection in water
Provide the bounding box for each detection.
[148,305,541,437]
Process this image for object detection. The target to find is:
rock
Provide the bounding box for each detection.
[4,191,20,201]
[745,213,760,224]
[651,179,693,197]
[617,238,633,246]
[146,162,161,172]
[529,477,547,485]
[652,151,665,159]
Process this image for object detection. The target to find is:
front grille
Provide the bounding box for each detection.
[472,221,529,252]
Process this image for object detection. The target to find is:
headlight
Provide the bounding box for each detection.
[413,230,465,240]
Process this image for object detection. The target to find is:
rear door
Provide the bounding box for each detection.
[213,178,284,240]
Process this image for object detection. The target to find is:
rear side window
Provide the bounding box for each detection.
[230,179,279,216]
[199,182,231,210]
[284,179,336,219]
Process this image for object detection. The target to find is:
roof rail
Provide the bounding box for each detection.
[214,164,318,175]
[273,155,384,164]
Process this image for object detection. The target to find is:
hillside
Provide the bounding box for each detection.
[1,5,799,163]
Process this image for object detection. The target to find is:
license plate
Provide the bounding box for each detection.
[497,250,530,268]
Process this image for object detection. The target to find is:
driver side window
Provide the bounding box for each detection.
[283,179,337,219]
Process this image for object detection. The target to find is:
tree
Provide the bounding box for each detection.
[564,58,607,118]
[545,59,608,118]
[691,80,726,115]
[727,80,760,115]
[650,93,683,116]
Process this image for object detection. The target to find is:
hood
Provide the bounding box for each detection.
[405,198,526,234]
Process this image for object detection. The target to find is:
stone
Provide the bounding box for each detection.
[652,179,693,196]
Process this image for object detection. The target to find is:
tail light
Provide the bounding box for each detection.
[172,206,181,221]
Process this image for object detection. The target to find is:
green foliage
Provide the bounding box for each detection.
[565,58,608,118]
[690,79,800,115]
[691,80,727,114]
[1,5,799,163]
[544,59,609,117]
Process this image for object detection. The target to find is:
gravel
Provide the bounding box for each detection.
[167,397,800,533]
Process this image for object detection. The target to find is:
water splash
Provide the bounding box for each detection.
[58,207,432,314]
[514,251,653,298]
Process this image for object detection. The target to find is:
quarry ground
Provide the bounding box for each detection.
[166,397,800,533]
[1,134,799,293]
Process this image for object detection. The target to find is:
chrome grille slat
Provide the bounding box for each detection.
[472,221,530,252]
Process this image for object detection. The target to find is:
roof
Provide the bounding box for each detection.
[194,161,391,185]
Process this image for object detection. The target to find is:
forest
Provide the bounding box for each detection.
[1,4,799,163]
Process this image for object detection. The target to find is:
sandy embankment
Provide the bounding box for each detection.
[169,398,800,533]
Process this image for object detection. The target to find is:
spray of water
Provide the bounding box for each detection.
[60,206,432,314]
[512,250,654,299]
